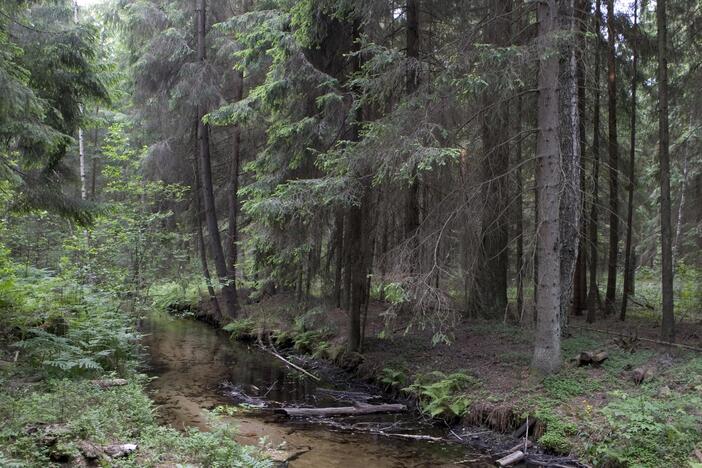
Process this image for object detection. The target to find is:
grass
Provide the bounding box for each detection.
[0,375,271,467]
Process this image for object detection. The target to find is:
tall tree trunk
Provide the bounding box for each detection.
[558,0,582,333]
[620,0,638,321]
[604,0,619,315]
[195,0,238,319]
[90,106,99,201]
[332,213,345,307]
[572,0,588,317]
[515,95,524,321]
[473,0,511,318]
[587,0,603,324]
[532,0,562,375]
[674,152,688,259]
[657,0,675,342]
[193,158,222,319]
[346,21,370,352]
[404,0,420,270]
[226,71,243,295]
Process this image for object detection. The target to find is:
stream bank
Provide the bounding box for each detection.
[140,312,495,467]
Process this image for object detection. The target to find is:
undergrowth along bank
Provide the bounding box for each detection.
[0,263,272,467]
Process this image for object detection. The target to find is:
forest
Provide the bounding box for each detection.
[1,0,701,466]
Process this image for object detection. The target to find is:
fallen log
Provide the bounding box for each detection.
[496,450,525,467]
[576,351,608,366]
[570,325,702,352]
[276,402,406,418]
[91,378,128,389]
[103,443,137,458]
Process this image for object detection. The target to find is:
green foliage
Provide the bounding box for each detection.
[404,371,477,419]
[542,370,601,401]
[590,391,702,467]
[0,378,271,467]
[379,367,407,391]
[534,407,577,454]
[223,318,257,340]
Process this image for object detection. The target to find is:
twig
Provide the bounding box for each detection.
[263,380,278,397]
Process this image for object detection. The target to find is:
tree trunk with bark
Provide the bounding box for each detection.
[532,0,562,374]
[558,0,582,333]
[195,0,238,319]
[604,0,619,315]
[587,0,603,324]
[225,70,243,301]
[657,0,675,342]
[620,0,638,321]
[404,0,420,272]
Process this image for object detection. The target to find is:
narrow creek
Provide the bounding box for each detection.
[139,312,492,467]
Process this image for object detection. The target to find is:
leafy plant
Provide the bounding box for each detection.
[223,318,257,340]
[590,391,702,467]
[404,371,477,418]
[534,407,577,454]
[379,367,407,391]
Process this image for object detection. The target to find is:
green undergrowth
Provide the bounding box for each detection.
[0,266,271,467]
[226,300,702,467]
[0,376,271,467]
[403,371,477,419]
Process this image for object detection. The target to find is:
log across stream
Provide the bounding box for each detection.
[139,312,490,467]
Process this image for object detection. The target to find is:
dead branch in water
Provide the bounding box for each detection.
[276,402,406,418]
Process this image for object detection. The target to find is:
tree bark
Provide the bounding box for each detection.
[532,0,562,374]
[620,0,638,321]
[226,70,243,300]
[586,0,603,324]
[195,0,238,319]
[657,0,675,342]
[604,0,619,315]
[193,159,222,320]
[558,0,582,333]
[515,95,524,321]
[572,0,588,317]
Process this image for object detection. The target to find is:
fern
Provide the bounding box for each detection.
[403,371,477,419]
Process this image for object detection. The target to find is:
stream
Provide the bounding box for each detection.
[139,313,492,467]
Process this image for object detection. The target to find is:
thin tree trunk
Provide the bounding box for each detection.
[572,0,588,317]
[587,0,603,324]
[558,0,582,333]
[226,70,243,298]
[404,0,420,272]
[333,213,344,307]
[658,0,675,342]
[532,0,562,375]
[193,159,222,319]
[515,95,524,321]
[674,153,688,259]
[604,0,619,315]
[90,106,99,201]
[195,0,238,319]
[620,0,638,321]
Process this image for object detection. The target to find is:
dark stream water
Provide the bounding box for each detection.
[139,313,491,467]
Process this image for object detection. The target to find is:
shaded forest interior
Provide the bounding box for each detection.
[1,0,702,466]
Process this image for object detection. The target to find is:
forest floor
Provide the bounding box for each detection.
[239,292,702,467]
